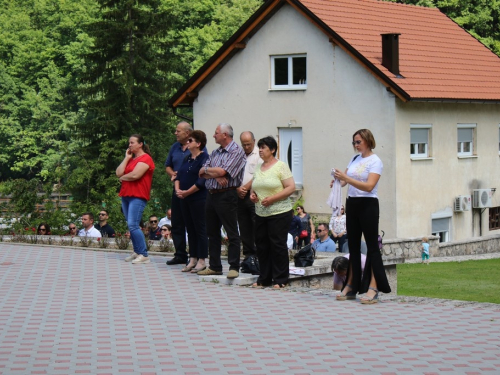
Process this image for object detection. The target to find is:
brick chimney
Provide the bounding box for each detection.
[381,33,401,76]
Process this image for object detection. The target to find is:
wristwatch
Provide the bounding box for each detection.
[204,166,208,174]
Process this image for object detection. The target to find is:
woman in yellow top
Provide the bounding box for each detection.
[250,136,296,289]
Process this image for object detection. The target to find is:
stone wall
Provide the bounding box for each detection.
[381,234,500,259]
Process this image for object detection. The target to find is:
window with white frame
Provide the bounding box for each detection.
[457,124,476,156]
[410,125,431,157]
[270,54,307,90]
[432,217,450,243]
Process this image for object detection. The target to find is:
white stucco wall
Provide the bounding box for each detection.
[395,101,500,240]
[192,4,398,236]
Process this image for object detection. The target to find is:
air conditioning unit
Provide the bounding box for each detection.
[472,189,493,208]
[454,195,471,212]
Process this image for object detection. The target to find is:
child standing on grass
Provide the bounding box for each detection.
[421,237,430,264]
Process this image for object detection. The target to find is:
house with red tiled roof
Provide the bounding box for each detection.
[169,0,500,242]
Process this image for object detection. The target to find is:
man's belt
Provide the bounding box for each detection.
[208,187,238,194]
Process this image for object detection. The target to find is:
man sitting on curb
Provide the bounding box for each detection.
[78,212,101,238]
[312,223,336,253]
[94,209,115,238]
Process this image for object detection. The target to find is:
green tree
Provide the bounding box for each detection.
[0,0,98,182]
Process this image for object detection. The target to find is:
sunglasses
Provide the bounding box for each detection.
[352,140,362,146]
[187,138,196,143]
[150,220,157,224]
[316,229,325,233]
[39,228,46,231]
[69,227,76,230]
[161,228,169,231]
[99,213,107,216]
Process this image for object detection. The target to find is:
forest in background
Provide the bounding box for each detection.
[0,0,498,230]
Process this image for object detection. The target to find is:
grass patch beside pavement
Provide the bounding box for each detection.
[397,258,500,304]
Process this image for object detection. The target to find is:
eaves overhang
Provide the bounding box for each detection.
[168,0,415,109]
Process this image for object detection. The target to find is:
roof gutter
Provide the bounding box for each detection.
[172,106,194,126]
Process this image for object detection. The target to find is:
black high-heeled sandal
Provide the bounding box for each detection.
[360,287,379,304]
[336,284,357,301]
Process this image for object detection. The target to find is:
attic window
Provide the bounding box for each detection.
[270,54,307,90]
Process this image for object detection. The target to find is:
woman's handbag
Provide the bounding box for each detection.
[240,255,260,275]
[294,244,316,267]
[299,230,308,239]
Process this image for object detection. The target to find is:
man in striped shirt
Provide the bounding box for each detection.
[198,123,246,279]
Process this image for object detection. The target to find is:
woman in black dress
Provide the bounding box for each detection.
[175,130,209,273]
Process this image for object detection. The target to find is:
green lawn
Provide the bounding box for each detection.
[397,258,500,304]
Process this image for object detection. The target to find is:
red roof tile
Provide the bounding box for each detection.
[300,0,500,100]
[169,0,500,106]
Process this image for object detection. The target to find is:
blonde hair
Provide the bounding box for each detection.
[422,237,428,242]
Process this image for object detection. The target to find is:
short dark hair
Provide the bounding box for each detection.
[190,130,207,150]
[257,136,278,157]
[149,215,158,219]
[318,223,329,231]
[331,256,349,273]
[82,212,94,221]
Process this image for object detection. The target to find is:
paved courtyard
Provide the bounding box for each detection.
[1,243,499,375]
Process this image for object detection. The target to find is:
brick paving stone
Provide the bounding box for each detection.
[1,243,500,374]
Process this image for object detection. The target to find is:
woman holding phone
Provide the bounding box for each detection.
[116,134,155,264]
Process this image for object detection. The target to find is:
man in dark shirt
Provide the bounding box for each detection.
[148,215,162,240]
[94,209,115,237]
[289,211,302,249]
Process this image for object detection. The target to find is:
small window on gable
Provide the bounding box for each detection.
[410,125,431,158]
[457,124,476,156]
[270,54,307,90]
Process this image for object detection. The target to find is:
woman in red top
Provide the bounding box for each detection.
[116,134,155,264]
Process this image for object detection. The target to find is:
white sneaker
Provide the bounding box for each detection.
[125,253,138,262]
[132,255,151,264]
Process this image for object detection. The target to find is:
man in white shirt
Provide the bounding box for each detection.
[78,212,102,237]
[158,208,172,228]
[236,131,263,264]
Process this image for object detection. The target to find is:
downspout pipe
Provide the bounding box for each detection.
[172,106,194,127]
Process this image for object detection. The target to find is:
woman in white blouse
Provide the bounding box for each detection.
[331,129,390,304]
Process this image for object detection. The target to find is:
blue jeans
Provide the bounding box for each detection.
[121,197,148,257]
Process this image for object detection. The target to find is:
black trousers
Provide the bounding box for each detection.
[237,193,257,257]
[205,190,241,271]
[345,197,391,294]
[181,197,208,259]
[171,194,188,261]
[254,210,292,286]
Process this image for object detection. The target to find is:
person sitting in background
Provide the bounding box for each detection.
[94,209,115,237]
[312,223,336,252]
[78,213,101,237]
[331,253,366,291]
[158,209,172,228]
[67,223,78,236]
[37,223,51,235]
[160,224,172,240]
[148,215,162,240]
